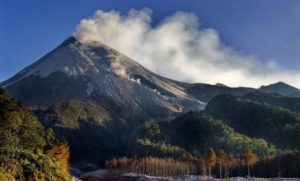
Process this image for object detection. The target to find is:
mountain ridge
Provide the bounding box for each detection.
[259,81,300,96]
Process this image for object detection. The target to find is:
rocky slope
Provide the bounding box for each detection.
[2,37,205,121]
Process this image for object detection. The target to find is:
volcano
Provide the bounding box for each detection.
[2,37,206,121]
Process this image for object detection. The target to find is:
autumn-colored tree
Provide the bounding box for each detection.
[197,156,206,176]
[222,154,231,177]
[217,149,225,178]
[46,143,70,173]
[181,153,197,175]
[0,89,70,180]
[106,156,194,176]
[205,147,217,178]
[244,147,259,177]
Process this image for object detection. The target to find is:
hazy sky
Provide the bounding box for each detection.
[1,0,300,87]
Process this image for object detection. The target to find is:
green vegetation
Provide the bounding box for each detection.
[5,72,89,106]
[41,99,109,128]
[168,112,276,157]
[6,83,298,177]
[205,94,300,149]
[0,88,70,181]
[133,138,188,157]
[36,100,278,166]
[36,99,123,166]
[105,99,299,177]
[243,91,300,112]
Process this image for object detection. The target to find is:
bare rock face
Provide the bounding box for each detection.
[2,37,205,121]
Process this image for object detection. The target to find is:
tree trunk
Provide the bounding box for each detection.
[247,162,250,177]
[219,161,222,178]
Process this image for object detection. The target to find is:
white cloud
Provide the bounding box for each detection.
[74,8,300,88]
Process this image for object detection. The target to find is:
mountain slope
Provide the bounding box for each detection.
[2,37,205,121]
[205,94,300,149]
[126,112,276,159]
[35,99,129,165]
[259,82,300,96]
[1,37,207,165]
[3,37,300,120]
[243,91,300,112]
[165,111,276,156]
[183,82,255,102]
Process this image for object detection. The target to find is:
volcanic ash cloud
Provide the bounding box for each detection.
[74,8,300,88]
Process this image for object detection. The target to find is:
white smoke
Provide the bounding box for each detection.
[74,8,300,88]
[110,54,141,84]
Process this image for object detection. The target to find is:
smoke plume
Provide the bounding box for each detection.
[74,8,300,88]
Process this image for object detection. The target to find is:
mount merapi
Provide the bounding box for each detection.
[2,37,206,120]
[1,37,300,166]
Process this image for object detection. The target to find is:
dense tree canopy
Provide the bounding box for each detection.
[0,87,70,181]
[205,94,300,149]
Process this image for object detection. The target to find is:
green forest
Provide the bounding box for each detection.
[0,88,70,180]
[1,87,300,179]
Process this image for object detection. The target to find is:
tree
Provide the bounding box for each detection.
[46,143,70,174]
[217,149,225,178]
[205,147,217,178]
[106,156,194,176]
[244,147,259,177]
[0,88,71,180]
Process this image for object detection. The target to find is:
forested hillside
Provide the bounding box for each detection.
[243,91,300,112]
[205,94,300,149]
[0,88,70,181]
[3,84,300,178]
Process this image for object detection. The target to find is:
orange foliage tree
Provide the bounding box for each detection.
[244,147,259,177]
[106,156,196,176]
[217,149,225,178]
[205,147,217,178]
[47,143,70,174]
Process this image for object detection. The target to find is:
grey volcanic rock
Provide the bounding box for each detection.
[2,37,205,121]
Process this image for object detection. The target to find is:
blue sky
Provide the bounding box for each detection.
[1,0,300,83]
